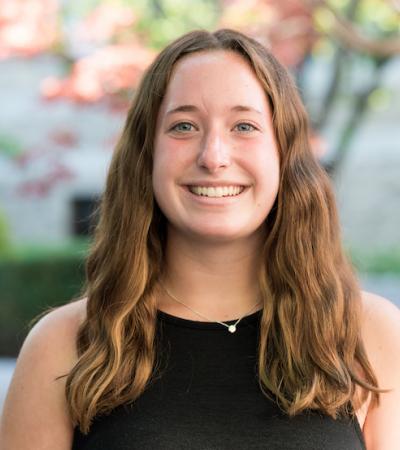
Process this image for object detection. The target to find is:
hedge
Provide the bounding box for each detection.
[0,256,85,356]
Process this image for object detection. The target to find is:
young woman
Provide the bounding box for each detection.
[1,28,399,450]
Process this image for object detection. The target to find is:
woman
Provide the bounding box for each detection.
[1,28,399,450]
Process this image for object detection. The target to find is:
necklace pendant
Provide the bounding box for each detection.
[228,325,236,333]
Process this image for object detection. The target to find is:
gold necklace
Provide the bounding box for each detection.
[159,281,262,333]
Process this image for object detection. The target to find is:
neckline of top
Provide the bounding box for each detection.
[156,308,263,330]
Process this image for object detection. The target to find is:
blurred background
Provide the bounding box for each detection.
[0,0,399,409]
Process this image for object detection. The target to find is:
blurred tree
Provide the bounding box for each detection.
[0,0,59,59]
[308,0,400,175]
[0,0,399,178]
[0,210,11,256]
[219,0,400,176]
[0,0,220,201]
[40,0,219,104]
[130,0,220,49]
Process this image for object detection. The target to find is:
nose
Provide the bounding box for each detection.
[197,128,231,172]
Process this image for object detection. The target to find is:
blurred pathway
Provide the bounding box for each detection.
[0,275,399,415]
[0,358,17,416]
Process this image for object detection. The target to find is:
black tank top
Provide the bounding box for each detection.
[72,309,366,450]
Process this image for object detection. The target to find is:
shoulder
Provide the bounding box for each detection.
[16,298,87,376]
[360,290,400,376]
[359,290,400,448]
[360,290,400,359]
[361,289,400,325]
[0,298,87,449]
[28,297,87,353]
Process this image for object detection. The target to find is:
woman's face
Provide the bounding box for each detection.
[152,50,280,243]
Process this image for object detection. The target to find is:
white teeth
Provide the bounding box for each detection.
[189,186,244,197]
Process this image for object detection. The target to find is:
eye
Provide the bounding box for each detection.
[169,122,195,133]
[234,122,257,133]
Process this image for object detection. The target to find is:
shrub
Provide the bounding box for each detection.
[0,255,85,356]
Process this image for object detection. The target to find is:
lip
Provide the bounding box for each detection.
[184,181,248,188]
[182,185,249,205]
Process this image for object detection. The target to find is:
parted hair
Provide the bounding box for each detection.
[63,28,381,433]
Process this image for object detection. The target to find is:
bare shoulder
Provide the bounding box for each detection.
[359,290,400,448]
[361,289,400,324]
[28,297,87,352]
[360,289,400,374]
[16,297,87,374]
[0,298,87,450]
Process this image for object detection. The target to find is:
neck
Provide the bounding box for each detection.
[157,227,265,322]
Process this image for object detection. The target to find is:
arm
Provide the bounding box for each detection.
[360,291,400,449]
[0,300,85,450]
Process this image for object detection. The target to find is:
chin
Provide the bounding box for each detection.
[186,226,253,243]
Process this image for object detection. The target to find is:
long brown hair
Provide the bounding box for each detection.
[65,28,381,433]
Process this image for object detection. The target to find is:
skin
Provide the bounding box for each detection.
[0,50,399,449]
[152,50,280,320]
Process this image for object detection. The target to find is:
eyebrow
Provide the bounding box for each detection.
[165,104,263,116]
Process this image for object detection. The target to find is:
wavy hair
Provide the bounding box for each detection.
[64,28,382,433]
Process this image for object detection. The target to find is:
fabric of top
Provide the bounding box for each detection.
[72,308,366,450]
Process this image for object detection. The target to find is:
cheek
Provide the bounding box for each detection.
[252,148,280,203]
[152,138,190,199]
[257,136,280,177]
[239,137,280,178]
[153,138,171,183]
[262,158,280,199]
[154,135,193,169]
[152,142,167,199]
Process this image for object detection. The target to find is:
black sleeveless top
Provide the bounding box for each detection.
[72,309,366,450]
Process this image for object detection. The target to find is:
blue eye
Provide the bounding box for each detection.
[235,123,256,132]
[170,122,194,133]
[169,122,257,134]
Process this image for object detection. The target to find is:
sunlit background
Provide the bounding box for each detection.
[0,0,399,407]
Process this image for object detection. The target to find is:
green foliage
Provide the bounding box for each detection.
[59,0,219,50]
[60,0,104,21]
[0,254,86,356]
[326,0,399,24]
[4,237,91,262]
[128,0,220,49]
[348,246,400,274]
[0,133,23,158]
[0,211,11,256]
[367,86,391,111]
[0,238,90,356]
[356,0,400,35]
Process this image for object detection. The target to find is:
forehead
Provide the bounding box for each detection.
[159,50,269,115]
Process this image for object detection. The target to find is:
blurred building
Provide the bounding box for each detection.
[0,55,121,244]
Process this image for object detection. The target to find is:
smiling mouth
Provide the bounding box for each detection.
[184,185,248,199]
